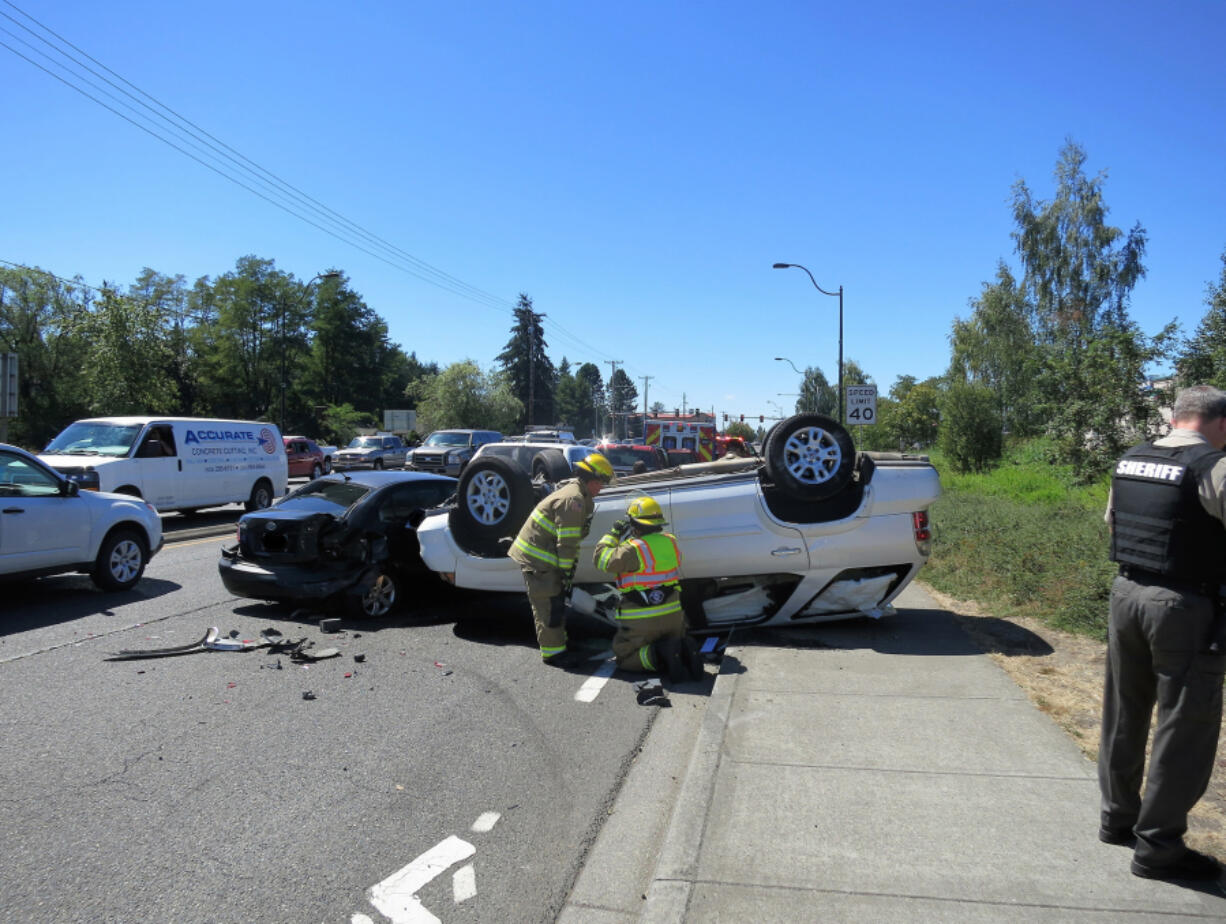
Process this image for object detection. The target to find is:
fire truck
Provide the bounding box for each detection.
[643,413,717,461]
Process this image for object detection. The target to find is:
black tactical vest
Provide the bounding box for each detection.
[1109,441,1226,583]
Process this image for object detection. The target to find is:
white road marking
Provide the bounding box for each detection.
[453,863,477,903]
[471,811,501,833]
[574,655,617,702]
[367,835,476,924]
[350,915,376,924]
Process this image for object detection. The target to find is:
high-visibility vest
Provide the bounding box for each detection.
[600,531,682,620]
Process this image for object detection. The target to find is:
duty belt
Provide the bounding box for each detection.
[1117,564,1223,597]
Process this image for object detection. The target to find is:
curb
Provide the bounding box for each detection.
[639,640,740,923]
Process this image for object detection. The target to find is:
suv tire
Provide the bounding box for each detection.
[449,456,535,556]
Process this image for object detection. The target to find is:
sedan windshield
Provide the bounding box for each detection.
[44,422,143,457]
[279,479,371,512]
[424,432,471,447]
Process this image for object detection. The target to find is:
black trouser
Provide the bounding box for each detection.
[1098,574,1225,864]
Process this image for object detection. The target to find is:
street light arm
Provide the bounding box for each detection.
[773,262,837,297]
[772,261,845,422]
[774,356,803,375]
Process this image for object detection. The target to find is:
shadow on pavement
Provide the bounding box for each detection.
[0,576,182,636]
[729,605,1053,658]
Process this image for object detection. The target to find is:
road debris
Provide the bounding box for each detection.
[634,678,670,707]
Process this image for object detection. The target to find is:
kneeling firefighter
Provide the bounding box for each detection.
[593,495,703,681]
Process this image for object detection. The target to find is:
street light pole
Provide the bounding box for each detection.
[282,272,340,433]
[773,263,844,423]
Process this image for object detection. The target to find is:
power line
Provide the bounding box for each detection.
[0,1,642,373]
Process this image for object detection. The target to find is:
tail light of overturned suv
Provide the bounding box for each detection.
[415,414,941,630]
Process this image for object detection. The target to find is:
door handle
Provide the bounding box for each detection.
[771,547,802,557]
[3,507,24,514]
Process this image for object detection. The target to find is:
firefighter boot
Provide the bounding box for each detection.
[680,636,704,681]
[652,638,689,683]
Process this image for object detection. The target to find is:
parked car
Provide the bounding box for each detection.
[0,442,163,590]
[316,444,337,474]
[332,434,409,471]
[594,442,669,475]
[472,440,596,481]
[417,413,940,631]
[283,436,327,479]
[406,429,502,477]
[218,470,457,617]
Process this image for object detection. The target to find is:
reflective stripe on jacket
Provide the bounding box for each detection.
[594,530,683,620]
[508,478,593,574]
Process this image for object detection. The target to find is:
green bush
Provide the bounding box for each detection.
[923,441,1114,640]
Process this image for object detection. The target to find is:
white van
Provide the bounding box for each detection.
[40,417,288,513]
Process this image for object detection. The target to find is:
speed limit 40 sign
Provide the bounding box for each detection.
[845,385,877,425]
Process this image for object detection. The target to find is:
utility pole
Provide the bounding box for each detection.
[605,360,621,439]
[641,375,653,441]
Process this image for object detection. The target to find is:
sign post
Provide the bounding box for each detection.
[845,385,877,426]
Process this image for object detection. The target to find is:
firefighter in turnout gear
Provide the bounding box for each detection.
[593,496,703,681]
[1099,384,1226,882]
[509,452,614,668]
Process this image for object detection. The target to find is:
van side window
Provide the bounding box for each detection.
[137,425,176,458]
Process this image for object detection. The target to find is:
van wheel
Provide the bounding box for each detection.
[323,457,332,474]
[115,486,142,498]
[245,479,274,511]
[91,528,148,591]
[310,463,323,480]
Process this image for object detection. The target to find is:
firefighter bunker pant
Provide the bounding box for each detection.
[611,606,686,673]
[520,566,568,659]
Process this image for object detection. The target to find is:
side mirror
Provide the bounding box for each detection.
[63,479,80,497]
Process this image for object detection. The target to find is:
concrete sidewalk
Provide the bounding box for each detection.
[617,582,1226,921]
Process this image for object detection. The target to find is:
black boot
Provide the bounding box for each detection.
[680,636,704,681]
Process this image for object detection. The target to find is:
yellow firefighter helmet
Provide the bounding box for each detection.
[627,495,667,528]
[575,452,614,484]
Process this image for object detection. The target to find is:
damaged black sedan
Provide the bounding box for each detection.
[218,471,456,617]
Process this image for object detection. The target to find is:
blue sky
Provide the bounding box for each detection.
[2,0,1223,425]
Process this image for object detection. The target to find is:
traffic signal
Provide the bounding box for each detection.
[759,415,764,423]
[739,414,744,422]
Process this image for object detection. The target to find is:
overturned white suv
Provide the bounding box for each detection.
[416,414,940,630]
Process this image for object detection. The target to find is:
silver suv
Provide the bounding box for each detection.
[407,429,502,477]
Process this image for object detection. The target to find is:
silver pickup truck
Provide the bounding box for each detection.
[416,413,940,631]
[331,434,408,470]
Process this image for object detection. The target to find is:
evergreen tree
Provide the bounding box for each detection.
[496,294,555,428]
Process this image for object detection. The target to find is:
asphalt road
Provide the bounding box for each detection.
[0,528,660,923]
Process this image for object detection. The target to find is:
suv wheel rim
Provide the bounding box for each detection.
[110,539,142,582]
[466,470,511,525]
[782,426,842,485]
